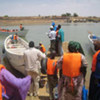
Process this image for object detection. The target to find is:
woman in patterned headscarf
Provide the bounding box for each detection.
[57,41,88,100]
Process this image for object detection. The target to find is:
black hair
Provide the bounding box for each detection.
[58,24,61,29]
[50,50,56,59]
[29,41,34,48]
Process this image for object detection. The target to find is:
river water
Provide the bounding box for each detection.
[0,23,100,88]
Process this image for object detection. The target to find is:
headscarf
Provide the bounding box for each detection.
[68,41,85,55]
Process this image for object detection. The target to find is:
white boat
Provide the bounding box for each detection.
[88,34,97,53]
[0,29,28,37]
[4,35,29,75]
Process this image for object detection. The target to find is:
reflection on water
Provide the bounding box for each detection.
[0,23,100,88]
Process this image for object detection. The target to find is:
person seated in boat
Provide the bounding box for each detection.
[39,42,46,53]
[16,29,18,31]
[7,29,9,32]
[2,29,6,32]
[88,31,100,40]
[0,63,31,100]
[89,40,100,100]
[15,33,18,43]
[10,35,14,44]
[10,33,18,44]
[57,41,88,100]
[20,24,24,31]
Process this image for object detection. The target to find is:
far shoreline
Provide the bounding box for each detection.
[0,16,100,26]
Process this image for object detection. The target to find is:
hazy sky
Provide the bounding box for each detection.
[0,0,100,17]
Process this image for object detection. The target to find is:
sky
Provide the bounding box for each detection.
[0,0,100,17]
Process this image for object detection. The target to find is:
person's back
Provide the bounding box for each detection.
[49,30,56,40]
[24,41,46,96]
[46,52,58,100]
[57,41,88,100]
[58,28,64,42]
[24,46,45,72]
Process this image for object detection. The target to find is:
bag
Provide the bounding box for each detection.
[82,85,88,100]
[39,79,46,88]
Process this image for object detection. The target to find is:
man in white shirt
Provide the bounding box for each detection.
[23,41,46,97]
[48,26,56,52]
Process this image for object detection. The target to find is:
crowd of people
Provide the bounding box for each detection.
[0,22,100,100]
[0,24,24,32]
[47,22,64,56]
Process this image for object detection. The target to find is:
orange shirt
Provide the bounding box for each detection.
[40,44,46,53]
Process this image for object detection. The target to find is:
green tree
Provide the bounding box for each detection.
[4,15,8,17]
[66,13,71,17]
[73,13,78,17]
[61,14,66,17]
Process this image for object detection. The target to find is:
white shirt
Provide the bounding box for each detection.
[23,47,46,73]
[48,30,56,40]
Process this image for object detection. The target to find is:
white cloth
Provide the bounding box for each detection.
[23,47,46,74]
[27,71,40,95]
[48,30,56,40]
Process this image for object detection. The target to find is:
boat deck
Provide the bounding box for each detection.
[7,39,28,54]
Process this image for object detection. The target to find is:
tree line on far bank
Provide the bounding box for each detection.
[61,13,78,17]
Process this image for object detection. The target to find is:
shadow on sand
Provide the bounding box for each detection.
[39,96,49,100]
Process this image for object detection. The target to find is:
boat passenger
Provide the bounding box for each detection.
[39,42,46,53]
[20,24,24,31]
[23,41,46,97]
[46,51,58,100]
[0,64,31,100]
[48,26,56,53]
[89,40,100,100]
[57,41,88,100]
[15,33,18,43]
[12,33,18,44]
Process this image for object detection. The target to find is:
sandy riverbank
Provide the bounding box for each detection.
[0,18,65,26]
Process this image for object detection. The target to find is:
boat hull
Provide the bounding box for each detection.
[4,35,28,75]
[0,29,28,37]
